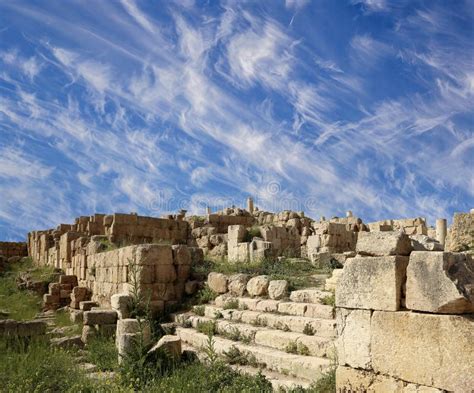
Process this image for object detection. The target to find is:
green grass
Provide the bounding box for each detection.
[53,310,82,336]
[145,361,272,393]
[86,335,119,371]
[320,293,335,307]
[0,338,125,392]
[0,273,42,321]
[194,257,330,290]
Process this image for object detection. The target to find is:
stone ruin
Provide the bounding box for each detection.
[2,202,473,391]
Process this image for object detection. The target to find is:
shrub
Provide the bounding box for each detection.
[223,299,239,310]
[197,320,217,336]
[303,323,315,336]
[285,341,298,354]
[298,343,310,356]
[223,346,258,367]
[193,305,205,316]
[321,293,335,307]
[196,285,218,304]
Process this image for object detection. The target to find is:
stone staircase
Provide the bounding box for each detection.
[173,288,336,391]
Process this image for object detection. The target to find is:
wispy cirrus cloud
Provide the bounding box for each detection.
[0,0,472,241]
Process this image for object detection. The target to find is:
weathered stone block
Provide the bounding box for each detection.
[111,293,132,319]
[247,275,270,297]
[148,335,182,361]
[336,256,408,311]
[268,280,288,300]
[228,274,249,297]
[207,272,228,294]
[184,280,199,295]
[356,231,412,256]
[83,310,117,326]
[336,308,371,369]
[172,245,191,265]
[406,251,474,313]
[371,311,474,392]
[17,320,47,337]
[79,301,98,311]
[154,264,177,283]
[59,275,78,286]
[409,235,443,251]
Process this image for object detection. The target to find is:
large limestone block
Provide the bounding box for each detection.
[406,251,474,313]
[172,245,191,265]
[268,280,288,300]
[371,311,474,392]
[207,272,228,294]
[136,244,173,266]
[336,308,372,369]
[111,293,132,319]
[356,231,412,256]
[83,310,118,326]
[336,256,409,311]
[148,335,182,361]
[228,274,249,297]
[336,366,443,393]
[247,275,270,297]
[409,235,443,251]
[228,225,246,244]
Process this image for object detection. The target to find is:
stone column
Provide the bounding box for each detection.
[436,218,447,246]
[247,197,254,214]
[346,210,353,218]
[206,206,211,215]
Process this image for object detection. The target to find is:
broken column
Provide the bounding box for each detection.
[435,218,447,246]
[247,197,254,214]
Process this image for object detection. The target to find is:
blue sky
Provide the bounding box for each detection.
[0,0,473,240]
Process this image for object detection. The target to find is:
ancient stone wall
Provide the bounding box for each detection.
[367,217,427,235]
[77,244,191,310]
[335,231,474,392]
[306,222,358,258]
[0,241,28,258]
[445,211,474,252]
[28,213,189,270]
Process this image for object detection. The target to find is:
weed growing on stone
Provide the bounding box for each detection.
[193,305,205,316]
[197,320,217,336]
[223,299,239,310]
[303,323,315,336]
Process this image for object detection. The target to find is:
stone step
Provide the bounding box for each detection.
[215,295,334,319]
[176,327,331,381]
[186,305,336,339]
[182,344,312,391]
[181,314,334,358]
[289,288,334,304]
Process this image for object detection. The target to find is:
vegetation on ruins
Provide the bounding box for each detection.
[196,256,332,291]
[193,304,205,316]
[0,257,52,320]
[320,293,336,307]
[284,340,312,356]
[196,320,217,336]
[303,323,315,336]
[86,335,119,371]
[223,298,239,310]
[0,338,124,392]
[53,309,82,336]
